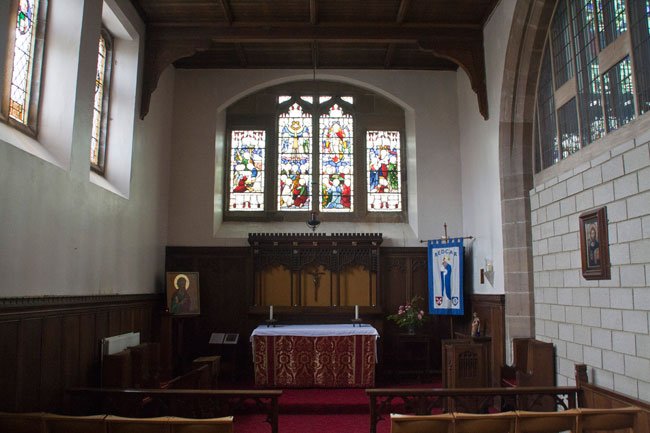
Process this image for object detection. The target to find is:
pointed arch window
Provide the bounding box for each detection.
[534,0,650,172]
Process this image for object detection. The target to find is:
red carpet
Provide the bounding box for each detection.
[234,379,442,433]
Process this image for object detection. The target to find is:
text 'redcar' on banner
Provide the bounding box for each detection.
[428,238,464,315]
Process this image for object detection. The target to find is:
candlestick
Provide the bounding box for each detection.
[270,305,273,321]
[355,305,359,320]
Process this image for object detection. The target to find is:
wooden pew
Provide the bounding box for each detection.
[68,388,280,433]
[501,338,555,387]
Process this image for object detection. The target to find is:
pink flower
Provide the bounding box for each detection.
[418,314,423,320]
[398,310,404,315]
[407,302,412,306]
[420,310,424,315]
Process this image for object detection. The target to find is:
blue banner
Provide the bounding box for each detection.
[428,238,464,316]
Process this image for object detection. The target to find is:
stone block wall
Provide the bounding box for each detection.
[530,137,650,401]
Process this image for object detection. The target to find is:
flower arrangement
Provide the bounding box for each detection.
[387,296,429,332]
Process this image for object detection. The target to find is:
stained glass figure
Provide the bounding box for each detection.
[9,0,40,123]
[278,103,312,210]
[229,130,266,211]
[91,34,107,169]
[367,131,401,211]
[319,104,353,212]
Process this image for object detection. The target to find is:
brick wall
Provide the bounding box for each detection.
[530,137,650,401]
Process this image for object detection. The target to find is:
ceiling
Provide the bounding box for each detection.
[131,0,499,119]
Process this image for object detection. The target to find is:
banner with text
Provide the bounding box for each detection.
[428,238,464,315]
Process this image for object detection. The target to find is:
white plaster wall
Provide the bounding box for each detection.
[168,69,463,247]
[0,2,174,297]
[457,0,516,295]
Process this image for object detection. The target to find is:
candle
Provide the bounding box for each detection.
[355,305,359,320]
[269,305,274,321]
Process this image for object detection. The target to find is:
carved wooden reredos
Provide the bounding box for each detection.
[248,233,383,309]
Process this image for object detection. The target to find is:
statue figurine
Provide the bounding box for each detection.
[471,312,481,337]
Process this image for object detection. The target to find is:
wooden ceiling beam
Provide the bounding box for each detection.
[384,44,396,68]
[146,24,481,43]
[219,0,233,25]
[235,43,247,67]
[419,33,489,120]
[396,0,410,24]
[310,0,318,25]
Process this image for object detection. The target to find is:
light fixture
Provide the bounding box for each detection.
[307,211,321,232]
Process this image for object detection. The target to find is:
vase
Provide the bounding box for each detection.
[407,324,415,335]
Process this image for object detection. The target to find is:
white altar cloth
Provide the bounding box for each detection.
[250,323,379,339]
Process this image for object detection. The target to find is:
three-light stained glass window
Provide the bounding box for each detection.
[320,104,354,212]
[277,103,312,211]
[367,131,402,212]
[229,130,266,210]
[91,33,109,170]
[9,0,40,123]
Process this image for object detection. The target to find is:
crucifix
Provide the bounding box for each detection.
[308,268,326,302]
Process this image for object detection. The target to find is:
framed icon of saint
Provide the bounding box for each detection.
[166,272,200,315]
[578,207,610,280]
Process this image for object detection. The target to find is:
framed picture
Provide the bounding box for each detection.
[579,207,610,280]
[166,272,200,315]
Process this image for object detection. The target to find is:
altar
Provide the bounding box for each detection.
[251,324,379,388]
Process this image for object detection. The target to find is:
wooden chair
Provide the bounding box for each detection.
[0,412,45,433]
[390,413,454,433]
[104,415,171,433]
[577,407,641,432]
[169,416,233,433]
[453,411,516,433]
[42,414,107,433]
[515,409,579,433]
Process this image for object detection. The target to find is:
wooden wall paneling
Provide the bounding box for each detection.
[120,308,134,334]
[0,320,19,411]
[62,314,81,411]
[108,309,121,337]
[79,313,98,387]
[18,318,42,411]
[40,316,63,412]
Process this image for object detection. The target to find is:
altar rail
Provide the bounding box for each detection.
[68,387,281,433]
[366,386,579,433]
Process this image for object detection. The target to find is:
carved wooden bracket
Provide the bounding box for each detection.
[418,30,489,120]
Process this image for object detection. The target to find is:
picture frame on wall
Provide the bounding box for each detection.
[578,207,610,280]
[166,272,201,315]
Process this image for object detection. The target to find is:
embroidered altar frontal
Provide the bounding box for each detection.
[251,324,378,388]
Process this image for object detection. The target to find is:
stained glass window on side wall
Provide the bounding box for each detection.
[278,103,312,211]
[9,0,40,123]
[91,34,107,169]
[319,104,354,212]
[367,131,401,212]
[603,57,635,131]
[597,0,628,48]
[551,0,574,88]
[229,130,266,211]
[628,0,650,114]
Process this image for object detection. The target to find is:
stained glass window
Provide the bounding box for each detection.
[552,0,574,88]
[597,0,628,48]
[91,32,110,171]
[9,0,40,123]
[367,131,402,212]
[341,96,354,104]
[229,130,266,210]
[319,96,332,104]
[558,98,581,158]
[572,0,604,147]
[300,96,313,104]
[629,0,650,114]
[538,44,559,168]
[320,104,354,212]
[603,56,635,131]
[278,96,291,104]
[277,103,312,211]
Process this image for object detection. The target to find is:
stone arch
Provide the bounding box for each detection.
[498,0,555,349]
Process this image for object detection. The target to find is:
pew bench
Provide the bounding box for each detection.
[0,412,233,433]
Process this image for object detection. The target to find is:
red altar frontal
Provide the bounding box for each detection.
[251,324,379,388]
